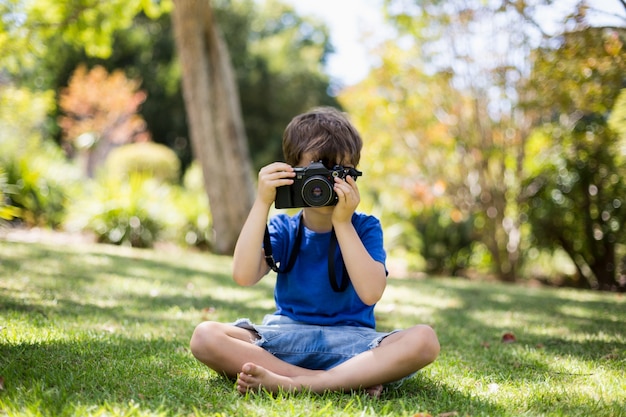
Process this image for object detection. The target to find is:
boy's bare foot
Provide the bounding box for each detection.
[236,363,299,394]
[236,362,384,397]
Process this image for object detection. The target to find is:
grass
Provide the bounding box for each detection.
[0,239,625,417]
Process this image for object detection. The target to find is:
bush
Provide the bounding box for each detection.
[1,150,81,228]
[66,174,177,248]
[170,162,212,250]
[0,167,21,224]
[104,142,181,183]
[0,85,80,228]
[67,162,213,250]
[411,207,475,276]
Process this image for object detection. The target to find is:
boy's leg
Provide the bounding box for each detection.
[190,321,322,379]
[236,324,439,394]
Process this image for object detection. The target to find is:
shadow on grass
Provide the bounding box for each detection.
[0,337,240,415]
[378,277,626,415]
[385,277,626,361]
[0,241,276,326]
[0,336,505,416]
[375,374,506,416]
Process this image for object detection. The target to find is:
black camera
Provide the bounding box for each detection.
[275,161,362,209]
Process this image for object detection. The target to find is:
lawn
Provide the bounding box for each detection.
[0,238,625,416]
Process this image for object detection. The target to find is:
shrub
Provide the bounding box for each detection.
[170,162,212,250]
[67,162,214,250]
[66,174,177,248]
[104,142,181,184]
[411,207,475,276]
[0,85,80,228]
[0,167,21,224]
[1,150,81,228]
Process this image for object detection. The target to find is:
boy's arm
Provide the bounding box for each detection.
[333,221,387,305]
[232,200,272,286]
[232,163,295,286]
[332,176,387,305]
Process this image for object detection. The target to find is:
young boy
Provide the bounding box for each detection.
[190,107,439,396]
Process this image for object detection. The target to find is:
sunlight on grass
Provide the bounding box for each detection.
[377,278,463,329]
[1,240,625,416]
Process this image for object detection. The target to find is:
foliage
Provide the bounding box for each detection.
[59,64,149,147]
[1,0,177,177]
[222,0,340,170]
[0,85,81,228]
[2,0,340,256]
[107,12,192,164]
[524,27,626,116]
[346,0,545,282]
[521,27,626,290]
[2,0,339,172]
[172,162,212,250]
[1,153,71,228]
[343,1,626,286]
[1,240,625,416]
[104,142,181,184]
[66,174,177,248]
[64,169,211,250]
[0,167,21,223]
[340,37,522,281]
[523,119,626,290]
[0,86,56,154]
[58,64,150,177]
[0,0,171,75]
[609,88,626,143]
[410,207,476,276]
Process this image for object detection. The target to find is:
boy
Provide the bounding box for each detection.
[190,107,439,396]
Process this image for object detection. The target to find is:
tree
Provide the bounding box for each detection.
[58,65,150,177]
[354,0,542,281]
[170,0,255,254]
[350,0,625,282]
[2,0,337,254]
[228,0,339,170]
[522,26,626,290]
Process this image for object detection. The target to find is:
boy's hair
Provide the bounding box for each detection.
[282,107,362,168]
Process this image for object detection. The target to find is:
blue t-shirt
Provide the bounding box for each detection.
[267,212,387,328]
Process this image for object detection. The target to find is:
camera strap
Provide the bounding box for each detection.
[328,229,350,292]
[263,214,350,292]
[263,214,304,274]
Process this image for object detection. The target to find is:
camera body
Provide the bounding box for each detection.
[275,161,362,209]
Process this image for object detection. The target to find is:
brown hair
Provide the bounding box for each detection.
[282,107,362,168]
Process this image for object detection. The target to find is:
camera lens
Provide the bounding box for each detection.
[301,176,334,206]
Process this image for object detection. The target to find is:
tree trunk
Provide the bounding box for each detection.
[171,0,255,254]
[590,241,619,291]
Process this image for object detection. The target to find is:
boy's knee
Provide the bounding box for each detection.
[189,321,221,359]
[411,324,440,364]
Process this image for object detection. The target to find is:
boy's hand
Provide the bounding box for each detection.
[257,162,295,206]
[332,175,360,224]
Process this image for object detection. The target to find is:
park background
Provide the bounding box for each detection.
[1,1,626,415]
[2,0,626,290]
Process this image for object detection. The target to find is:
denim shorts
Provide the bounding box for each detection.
[233,314,400,371]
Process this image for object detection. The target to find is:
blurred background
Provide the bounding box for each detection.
[1,0,625,291]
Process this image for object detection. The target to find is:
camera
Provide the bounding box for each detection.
[275,161,362,209]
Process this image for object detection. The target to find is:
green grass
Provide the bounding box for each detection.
[1,239,625,416]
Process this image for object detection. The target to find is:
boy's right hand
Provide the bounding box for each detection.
[256,162,295,205]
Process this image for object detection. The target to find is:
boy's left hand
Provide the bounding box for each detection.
[332,175,360,224]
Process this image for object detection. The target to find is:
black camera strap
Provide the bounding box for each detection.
[328,229,350,292]
[263,216,303,274]
[263,215,350,292]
